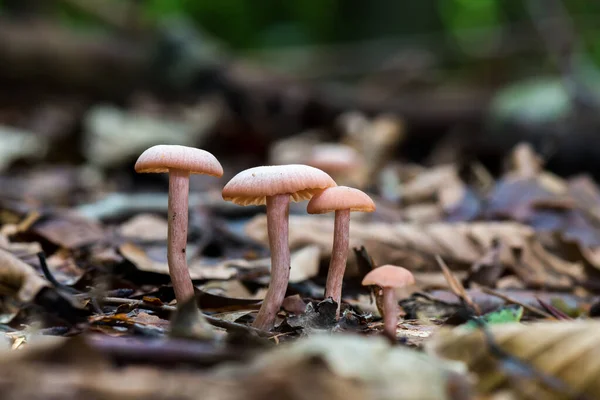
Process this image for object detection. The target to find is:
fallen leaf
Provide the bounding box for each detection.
[289,245,321,283]
[0,334,363,400]
[118,213,168,242]
[427,320,600,399]
[44,249,85,286]
[233,333,471,400]
[119,242,239,280]
[0,125,48,172]
[120,242,320,283]
[0,248,50,322]
[400,164,462,205]
[0,248,49,303]
[27,211,105,249]
[83,103,220,168]
[170,299,215,341]
[245,216,584,289]
[286,299,338,334]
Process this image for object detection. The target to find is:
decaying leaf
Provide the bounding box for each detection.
[343,114,404,187]
[83,102,221,168]
[0,125,49,172]
[0,334,363,400]
[245,215,584,289]
[0,248,50,322]
[26,211,105,249]
[119,242,240,280]
[169,299,216,340]
[119,242,321,283]
[118,213,169,242]
[285,299,338,334]
[0,248,49,304]
[400,164,463,205]
[224,334,471,400]
[45,249,85,286]
[288,245,321,283]
[427,320,600,399]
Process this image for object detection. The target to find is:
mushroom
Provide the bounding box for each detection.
[135,145,223,304]
[307,186,375,318]
[361,264,415,341]
[222,165,336,330]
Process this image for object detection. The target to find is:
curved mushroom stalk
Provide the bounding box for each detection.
[381,287,399,341]
[167,168,195,303]
[325,209,350,316]
[253,194,291,330]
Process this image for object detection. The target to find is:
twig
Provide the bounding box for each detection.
[102,297,272,338]
[479,287,554,319]
[435,255,481,315]
[535,296,573,320]
[37,252,81,295]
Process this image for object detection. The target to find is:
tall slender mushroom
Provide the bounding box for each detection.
[362,265,415,341]
[307,186,375,318]
[135,145,223,304]
[222,165,336,330]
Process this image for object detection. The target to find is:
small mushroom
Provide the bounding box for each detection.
[307,186,375,318]
[135,145,223,304]
[222,164,336,330]
[361,264,415,341]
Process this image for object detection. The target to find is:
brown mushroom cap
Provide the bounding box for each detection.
[307,186,375,214]
[135,145,223,176]
[361,265,415,288]
[222,164,336,206]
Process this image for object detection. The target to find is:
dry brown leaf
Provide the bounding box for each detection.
[568,175,600,222]
[427,321,600,399]
[119,242,239,280]
[0,338,364,400]
[509,143,542,179]
[341,114,404,187]
[0,248,49,304]
[118,213,168,242]
[200,280,256,299]
[400,164,462,205]
[0,231,42,258]
[0,331,468,400]
[288,245,321,283]
[119,242,321,282]
[245,215,584,289]
[45,249,85,286]
[29,212,105,249]
[239,334,470,400]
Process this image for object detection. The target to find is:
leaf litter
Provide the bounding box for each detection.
[3,97,600,400]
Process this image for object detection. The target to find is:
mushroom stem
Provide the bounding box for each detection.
[167,168,195,304]
[325,209,350,318]
[382,287,398,341]
[253,194,290,330]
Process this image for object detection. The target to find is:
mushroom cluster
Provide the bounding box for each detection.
[135,144,412,338]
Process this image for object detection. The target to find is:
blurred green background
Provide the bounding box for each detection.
[39,0,600,61]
